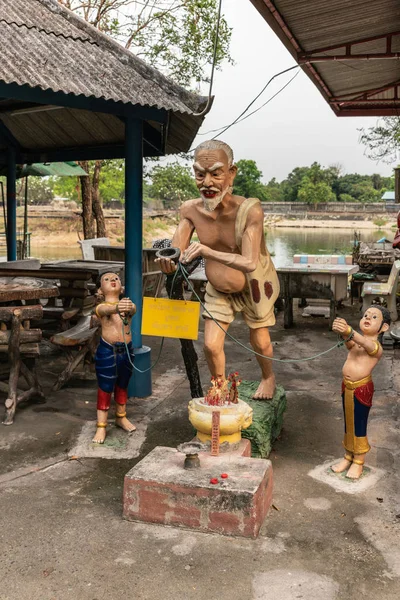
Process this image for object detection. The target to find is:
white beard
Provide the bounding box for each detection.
[201,185,231,212]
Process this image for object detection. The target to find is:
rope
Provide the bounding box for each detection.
[118,261,344,372]
[119,260,183,373]
[177,263,345,363]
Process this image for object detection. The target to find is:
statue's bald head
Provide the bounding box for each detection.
[194,140,234,167]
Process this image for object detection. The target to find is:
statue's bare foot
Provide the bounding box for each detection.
[253,376,276,401]
[331,457,352,473]
[92,426,107,444]
[346,461,364,480]
[115,416,136,433]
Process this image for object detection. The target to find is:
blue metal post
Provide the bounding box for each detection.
[125,118,152,397]
[6,147,17,261]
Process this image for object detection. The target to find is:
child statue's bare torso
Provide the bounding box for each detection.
[100,312,132,345]
[342,344,379,381]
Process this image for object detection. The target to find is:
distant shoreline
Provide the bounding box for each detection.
[265,216,397,230]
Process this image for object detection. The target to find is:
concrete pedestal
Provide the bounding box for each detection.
[123,446,273,538]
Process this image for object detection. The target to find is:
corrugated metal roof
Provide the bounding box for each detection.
[250,0,400,116]
[0,0,207,115]
[0,0,211,158]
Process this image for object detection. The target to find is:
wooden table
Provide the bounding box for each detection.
[0,276,59,303]
[278,264,359,328]
[0,277,59,425]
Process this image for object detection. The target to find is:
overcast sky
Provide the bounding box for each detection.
[188,0,394,183]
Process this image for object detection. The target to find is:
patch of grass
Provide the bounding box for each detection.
[373,217,388,227]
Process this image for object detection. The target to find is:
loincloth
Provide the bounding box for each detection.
[204,279,277,329]
[341,375,374,455]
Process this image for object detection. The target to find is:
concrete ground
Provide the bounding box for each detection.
[0,302,399,600]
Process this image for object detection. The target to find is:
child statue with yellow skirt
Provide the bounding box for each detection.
[331,306,390,479]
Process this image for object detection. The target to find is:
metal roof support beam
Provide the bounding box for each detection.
[257,0,337,109]
[336,108,400,117]
[299,53,400,63]
[21,139,161,162]
[331,80,400,101]
[0,82,169,124]
[331,98,400,105]
[298,31,400,63]
[124,117,152,398]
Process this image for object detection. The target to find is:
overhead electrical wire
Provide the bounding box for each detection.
[201,68,300,137]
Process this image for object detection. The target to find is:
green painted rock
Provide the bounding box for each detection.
[240,382,286,458]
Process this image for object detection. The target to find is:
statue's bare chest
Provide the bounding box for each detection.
[191,211,238,251]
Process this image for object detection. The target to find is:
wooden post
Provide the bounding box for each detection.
[3,310,22,425]
[6,146,17,261]
[395,168,400,204]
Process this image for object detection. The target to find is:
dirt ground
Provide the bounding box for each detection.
[0,300,399,600]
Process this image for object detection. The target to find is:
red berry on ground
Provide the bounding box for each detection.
[210,478,219,485]
[221,473,228,479]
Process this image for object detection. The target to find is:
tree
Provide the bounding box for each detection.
[18,178,54,205]
[262,178,285,203]
[297,178,336,205]
[282,162,336,202]
[149,163,198,208]
[359,117,400,163]
[58,0,232,237]
[234,159,266,199]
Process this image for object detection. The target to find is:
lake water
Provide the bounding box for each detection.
[265,227,393,267]
[27,227,394,264]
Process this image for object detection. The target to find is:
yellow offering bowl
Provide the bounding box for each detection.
[188,398,253,445]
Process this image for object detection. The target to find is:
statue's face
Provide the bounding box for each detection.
[359,307,387,335]
[193,149,237,211]
[100,272,121,296]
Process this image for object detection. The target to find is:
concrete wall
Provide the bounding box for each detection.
[261,202,398,215]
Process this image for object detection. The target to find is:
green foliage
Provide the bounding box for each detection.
[60,0,232,88]
[262,178,285,202]
[48,175,78,201]
[234,159,266,199]
[373,217,388,228]
[266,162,392,204]
[359,117,400,163]
[297,178,335,204]
[282,162,338,203]
[99,160,124,204]
[16,177,54,205]
[338,193,354,203]
[148,163,198,208]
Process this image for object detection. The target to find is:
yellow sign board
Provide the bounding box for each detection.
[142,297,200,340]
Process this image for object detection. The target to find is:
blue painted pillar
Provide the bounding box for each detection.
[6,147,17,261]
[125,118,152,397]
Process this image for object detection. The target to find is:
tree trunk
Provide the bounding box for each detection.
[91,160,107,237]
[79,161,95,239]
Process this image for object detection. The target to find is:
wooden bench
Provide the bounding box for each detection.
[361,259,400,322]
[0,305,45,425]
[50,316,100,391]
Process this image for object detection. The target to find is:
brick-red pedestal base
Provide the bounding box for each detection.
[123,446,273,538]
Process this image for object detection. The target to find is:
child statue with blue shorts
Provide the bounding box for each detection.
[92,272,136,444]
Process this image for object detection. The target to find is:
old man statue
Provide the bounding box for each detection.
[158,140,279,399]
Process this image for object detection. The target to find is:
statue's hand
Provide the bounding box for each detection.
[118,298,135,316]
[181,242,206,264]
[155,257,177,274]
[332,317,349,334]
